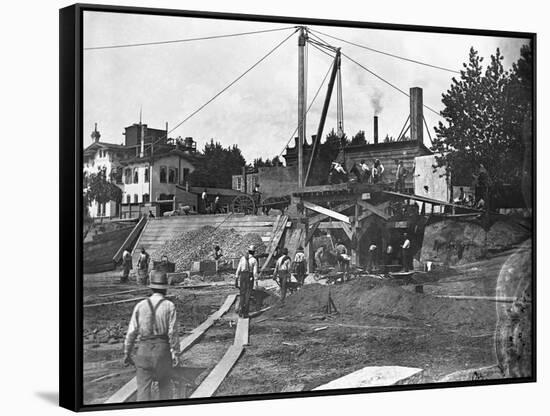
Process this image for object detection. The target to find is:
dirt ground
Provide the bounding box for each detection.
[82,248,521,404]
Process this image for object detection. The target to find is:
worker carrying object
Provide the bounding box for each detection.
[293,246,307,286]
[335,242,350,275]
[359,160,371,183]
[123,270,180,402]
[235,245,259,318]
[274,248,292,300]
[121,247,132,283]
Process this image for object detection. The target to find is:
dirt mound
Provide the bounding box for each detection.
[152,226,266,271]
[421,220,487,266]
[487,220,529,251]
[267,278,495,330]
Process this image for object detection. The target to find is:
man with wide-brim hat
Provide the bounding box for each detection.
[235,245,259,318]
[124,270,180,401]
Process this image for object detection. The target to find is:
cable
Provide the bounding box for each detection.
[140,29,298,153]
[277,60,335,159]
[84,26,297,50]
[309,28,460,74]
[341,51,442,117]
[308,40,335,60]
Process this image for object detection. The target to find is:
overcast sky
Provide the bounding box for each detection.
[83,11,529,163]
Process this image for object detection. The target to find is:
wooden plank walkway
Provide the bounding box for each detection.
[104,294,237,404]
[313,366,424,390]
[260,215,288,273]
[190,317,249,398]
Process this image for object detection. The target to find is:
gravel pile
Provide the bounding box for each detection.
[151,225,266,271]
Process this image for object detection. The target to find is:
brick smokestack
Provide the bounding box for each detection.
[410,87,423,145]
[373,116,379,144]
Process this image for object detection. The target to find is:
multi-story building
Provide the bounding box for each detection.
[83,122,197,218]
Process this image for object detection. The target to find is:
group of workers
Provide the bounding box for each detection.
[454,187,486,210]
[364,233,413,273]
[200,189,223,214]
[120,232,415,401]
[331,158,411,189]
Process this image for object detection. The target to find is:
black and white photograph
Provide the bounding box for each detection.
[70,4,533,409]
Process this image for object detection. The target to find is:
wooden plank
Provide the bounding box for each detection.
[234,318,249,346]
[260,216,288,273]
[309,203,354,226]
[357,201,390,220]
[84,296,146,308]
[318,222,347,230]
[190,345,244,398]
[302,201,350,224]
[434,295,520,303]
[105,294,237,404]
[305,221,320,245]
[382,190,485,213]
[313,366,424,390]
[341,223,353,240]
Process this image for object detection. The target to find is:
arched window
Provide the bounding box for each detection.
[160,166,167,183]
[144,167,149,183]
[134,194,139,204]
[133,169,139,184]
[143,193,150,203]
[126,195,131,204]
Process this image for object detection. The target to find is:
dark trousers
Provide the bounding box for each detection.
[395,177,405,193]
[121,265,131,283]
[135,339,172,401]
[295,262,306,285]
[402,248,411,272]
[278,271,290,300]
[239,272,253,317]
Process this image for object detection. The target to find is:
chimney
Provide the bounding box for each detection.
[139,123,145,158]
[91,123,101,143]
[373,116,379,144]
[410,87,424,145]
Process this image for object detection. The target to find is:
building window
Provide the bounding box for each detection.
[182,168,189,185]
[160,166,167,183]
[237,177,242,191]
[144,167,149,183]
[134,194,139,204]
[168,167,176,184]
[143,193,150,203]
[175,168,179,184]
[126,195,131,204]
[124,168,132,184]
[133,168,139,184]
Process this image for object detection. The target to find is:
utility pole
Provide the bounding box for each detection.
[297,27,306,188]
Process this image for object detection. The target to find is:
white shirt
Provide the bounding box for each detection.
[402,239,411,249]
[124,293,179,357]
[274,255,291,272]
[294,252,306,263]
[369,244,377,252]
[201,192,207,200]
[235,255,259,279]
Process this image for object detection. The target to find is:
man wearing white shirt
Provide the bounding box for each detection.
[124,271,179,401]
[274,248,291,300]
[235,245,259,318]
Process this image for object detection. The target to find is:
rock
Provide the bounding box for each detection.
[421,219,487,266]
[494,240,532,378]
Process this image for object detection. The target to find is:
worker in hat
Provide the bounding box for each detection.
[136,247,150,285]
[274,248,291,301]
[235,245,259,318]
[121,246,132,283]
[293,246,307,286]
[123,270,180,401]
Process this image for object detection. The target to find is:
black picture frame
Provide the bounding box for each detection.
[60,3,536,412]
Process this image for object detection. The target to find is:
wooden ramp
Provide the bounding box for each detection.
[104,294,237,404]
[190,317,249,398]
[313,366,424,391]
[260,215,289,273]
